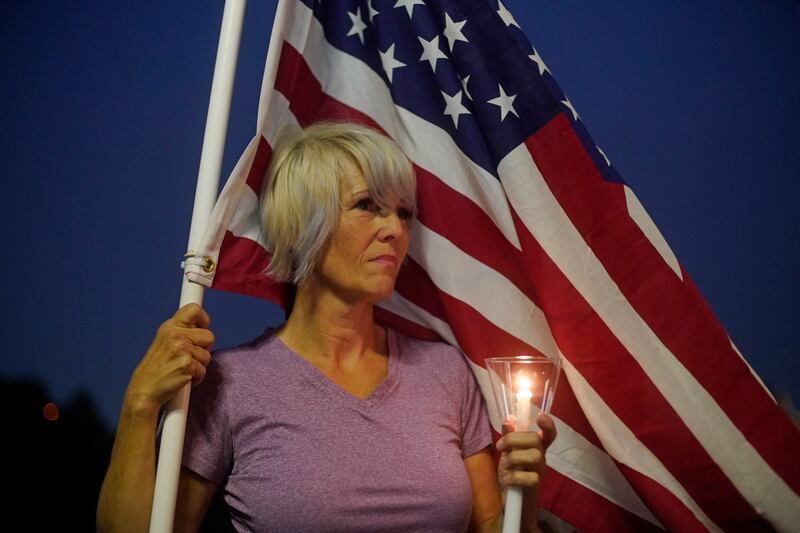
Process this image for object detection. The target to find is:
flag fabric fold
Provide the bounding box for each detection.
[184,0,800,530]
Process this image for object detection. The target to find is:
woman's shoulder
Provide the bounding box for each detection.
[192,326,289,403]
[207,326,286,376]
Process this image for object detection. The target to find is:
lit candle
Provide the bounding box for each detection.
[514,375,533,432]
[503,374,533,533]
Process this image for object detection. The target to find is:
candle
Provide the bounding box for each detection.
[503,374,533,533]
[514,375,533,432]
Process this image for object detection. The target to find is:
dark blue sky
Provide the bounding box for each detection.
[2,1,798,427]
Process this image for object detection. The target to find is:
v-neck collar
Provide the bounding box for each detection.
[274,329,400,409]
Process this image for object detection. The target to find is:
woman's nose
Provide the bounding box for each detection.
[377,209,407,241]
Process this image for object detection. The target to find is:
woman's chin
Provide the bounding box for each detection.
[365,280,398,302]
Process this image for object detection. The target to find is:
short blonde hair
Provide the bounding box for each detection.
[260,122,416,284]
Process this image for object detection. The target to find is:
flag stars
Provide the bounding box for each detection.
[418,35,448,73]
[441,89,471,128]
[487,84,518,121]
[367,0,379,23]
[561,97,579,121]
[497,1,520,28]
[529,47,549,76]
[394,0,424,18]
[459,74,472,101]
[347,6,367,44]
[443,13,468,51]
[380,43,406,83]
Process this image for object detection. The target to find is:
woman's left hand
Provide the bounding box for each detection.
[495,413,557,497]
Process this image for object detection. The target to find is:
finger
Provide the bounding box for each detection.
[190,360,208,386]
[502,418,515,435]
[500,470,541,489]
[537,413,557,449]
[180,327,215,349]
[501,448,544,472]
[173,303,211,329]
[497,431,542,452]
[187,345,211,368]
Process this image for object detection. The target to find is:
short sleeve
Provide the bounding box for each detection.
[459,358,492,458]
[182,357,233,485]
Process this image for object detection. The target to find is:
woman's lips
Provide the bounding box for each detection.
[370,254,398,267]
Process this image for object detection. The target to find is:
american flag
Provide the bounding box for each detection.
[185,0,800,530]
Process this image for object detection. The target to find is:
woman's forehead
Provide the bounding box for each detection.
[339,161,367,196]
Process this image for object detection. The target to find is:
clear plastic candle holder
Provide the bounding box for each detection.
[484,355,562,432]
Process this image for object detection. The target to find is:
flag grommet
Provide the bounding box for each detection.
[181,253,216,273]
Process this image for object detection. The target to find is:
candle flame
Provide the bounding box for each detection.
[516,374,532,392]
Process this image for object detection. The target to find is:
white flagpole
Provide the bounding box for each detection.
[149,1,247,531]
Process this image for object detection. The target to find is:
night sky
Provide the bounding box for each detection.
[2,0,798,428]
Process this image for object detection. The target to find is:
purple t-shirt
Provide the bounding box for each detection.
[182,328,492,532]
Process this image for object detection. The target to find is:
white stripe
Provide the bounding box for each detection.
[545,404,663,528]
[256,0,296,135]
[498,143,800,530]
[188,134,263,287]
[279,0,522,251]
[225,91,300,245]
[623,185,682,280]
[378,295,662,527]
[408,221,557,358]
[379,291,456,344]
[562,358,719,532]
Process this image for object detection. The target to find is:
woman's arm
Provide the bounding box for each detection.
[96,304,215,533]
[465,447,503,533]
[466,413,558,533]
[173,467,219,533]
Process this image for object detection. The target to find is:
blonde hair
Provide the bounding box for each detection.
[260,122,416,284]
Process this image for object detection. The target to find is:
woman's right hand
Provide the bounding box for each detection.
[125,303,215,417]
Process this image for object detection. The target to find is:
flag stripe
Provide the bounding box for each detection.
[543,414,662,528]
[559,359,722,531]
[542,467,665,533]
[501,137,799,528]
[507,200,764,528]
[616,466,713,533]
[527,113,800,494]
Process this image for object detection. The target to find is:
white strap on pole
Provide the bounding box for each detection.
[149,1,247,531]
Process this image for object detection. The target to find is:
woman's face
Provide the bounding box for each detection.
[310,158,413,303]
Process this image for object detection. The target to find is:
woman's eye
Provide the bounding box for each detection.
[354,198,375,211]
[397,207,414,220]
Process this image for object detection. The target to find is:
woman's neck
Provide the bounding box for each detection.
[278,279,386,366]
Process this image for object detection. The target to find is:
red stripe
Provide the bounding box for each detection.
[527,114,800,493]
[540,467,664,532]
[373,306,443,342]
[550,369,604,451]
[414,166,534,295]
[245,135,271,193]
[274,41,323,126]
[618,464,776,533]
[212,231,287,308]
[509,204,767,528]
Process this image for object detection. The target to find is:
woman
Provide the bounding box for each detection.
[97,122,556,532]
